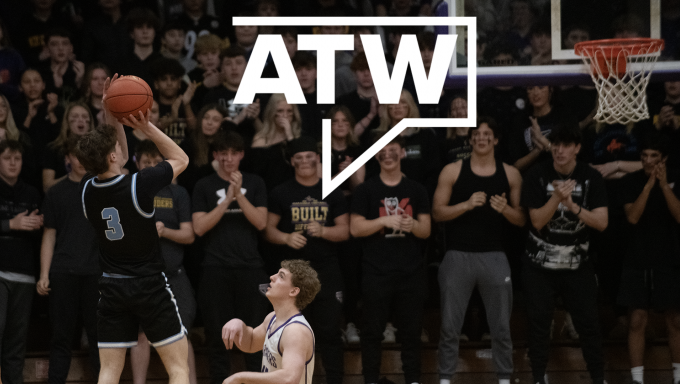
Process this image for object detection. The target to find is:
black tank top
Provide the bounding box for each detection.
[82,174,165,276]
[446,158,510,252]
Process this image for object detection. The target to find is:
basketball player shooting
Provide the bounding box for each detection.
[76,74,190,384]
[221,260,321,384]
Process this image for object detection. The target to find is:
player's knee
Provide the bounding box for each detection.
[629,310,648,332]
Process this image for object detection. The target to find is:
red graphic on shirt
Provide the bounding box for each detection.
[379,197,412,217]
[378,197,412,237]
[607,139,624,153]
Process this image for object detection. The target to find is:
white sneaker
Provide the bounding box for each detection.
[563,313,579,340]
[421,328,429,343]
[345,322,360,344]
[382,322,397,343]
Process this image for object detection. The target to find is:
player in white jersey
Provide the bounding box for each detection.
[221,260,321,384]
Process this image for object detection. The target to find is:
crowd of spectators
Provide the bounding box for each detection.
[1,1,680,384]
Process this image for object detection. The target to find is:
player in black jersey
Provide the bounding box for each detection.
[76,75,190,384]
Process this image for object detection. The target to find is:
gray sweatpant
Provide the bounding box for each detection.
[438,250,513,380]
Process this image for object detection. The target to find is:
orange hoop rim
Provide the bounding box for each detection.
[574,38,665,58]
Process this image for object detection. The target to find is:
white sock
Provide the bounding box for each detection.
[499,379,510,384]
[631,366,644,383]
[440,380,451,384]
[673,362,680,384]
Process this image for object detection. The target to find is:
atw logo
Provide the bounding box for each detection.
[233,17,477,197]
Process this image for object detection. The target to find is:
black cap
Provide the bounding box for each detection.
[287,136,318,158]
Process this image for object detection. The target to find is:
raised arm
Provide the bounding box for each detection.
[102,75,128,164]
[122,110,189,179]
[224,322,313,384]
[231,171,267,231]
[624,172,654,225]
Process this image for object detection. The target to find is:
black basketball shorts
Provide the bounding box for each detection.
[97,273,186,348]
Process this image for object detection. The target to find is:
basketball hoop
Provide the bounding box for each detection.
[574,38,664,125]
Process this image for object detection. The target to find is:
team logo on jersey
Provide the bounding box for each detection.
[263,344,277,368]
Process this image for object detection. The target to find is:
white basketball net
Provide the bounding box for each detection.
[576,40,663,125]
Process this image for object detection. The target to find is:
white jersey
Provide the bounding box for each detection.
[261,312,315,384]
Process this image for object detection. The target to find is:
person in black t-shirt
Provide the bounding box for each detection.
[43,101,94,193]
[37,136,100,384]
[648,81,680,171]
[329,106,364,193]
[187,34,222,86]
[441,96,473,164]
[191,131,270,381]
[265,136,349,384]
[77,74,190,384]
[119,8,163,87]
[130,140,198,384]
[151,58,197,145]
[617,136,680,384]
[350,133,431,384]
[509,86,576,173]
[336,52,380,146]
[292,52,329,141]
[0,140,43,384]
[432,117,525,384]
[520,124,608,384]
[580,120,650,338]
[198,46,261,141]
[39,29,85,104]
[327,105,364,343]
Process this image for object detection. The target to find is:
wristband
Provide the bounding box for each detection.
[576,205,582,215]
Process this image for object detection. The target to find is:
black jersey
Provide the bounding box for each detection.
[80,162,174,276]
[446,158,510,253]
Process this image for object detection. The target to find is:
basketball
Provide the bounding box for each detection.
[103,76,154,121]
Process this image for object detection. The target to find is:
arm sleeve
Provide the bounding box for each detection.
[251,175,268,208]
[619,173,640,205]
[588,171,609,209]
[350,183,369,216]
[521,168,545,209]
[136,161,174,199]
[328,190,349,222]
[268,186,283,216]
[175,186,192,223]
[191,181,209,213]
[414,183,431,215]
[42,189,56,229]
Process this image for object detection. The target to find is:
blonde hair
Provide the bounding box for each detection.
[327,105,359,146]
[376,89,420,133]
[0,94,21,141]
[50,101,94,151]
[255,94,302,145]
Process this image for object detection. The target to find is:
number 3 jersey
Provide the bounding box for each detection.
[80,162,174,276]
[262,313,314,384]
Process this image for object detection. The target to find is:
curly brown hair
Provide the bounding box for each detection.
[281,260,321,310]
[76,124,118,175]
